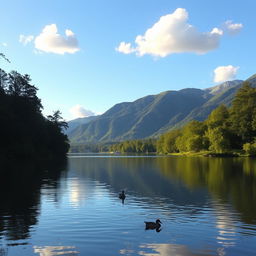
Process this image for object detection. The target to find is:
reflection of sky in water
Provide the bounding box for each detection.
[34,246,79,256]
[120,243,214,256]
[2,156,256,256]
[68,178,106,208]
[213,202,237,254]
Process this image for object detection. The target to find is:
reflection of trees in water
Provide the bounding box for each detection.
[0,158,67,242]
[69,157,208,208]
[69,156,256,224]
[156,157,256,224]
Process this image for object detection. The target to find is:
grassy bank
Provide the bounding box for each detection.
[166,150,250,157]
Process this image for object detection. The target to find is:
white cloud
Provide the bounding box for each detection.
[2,42,8,47]
[69,105,95,119]
[34,24,79,54]
[115,42,135,54]
[19,35,34,45]
[211,27,223,36]
[214,65,239,83]
[224,20,243,35]
[116,8,225,57]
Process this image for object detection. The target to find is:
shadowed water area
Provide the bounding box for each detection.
[0,155,256,256]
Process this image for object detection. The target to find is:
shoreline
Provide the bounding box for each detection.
[68,151,254,157]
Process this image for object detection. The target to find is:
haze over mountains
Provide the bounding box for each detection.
[68,74,256,144]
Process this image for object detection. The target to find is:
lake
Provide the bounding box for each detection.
[1,155,256,256]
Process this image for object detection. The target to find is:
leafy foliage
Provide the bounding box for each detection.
[0,68,70,165]
[243,142,256,156]
[157,129,181,154]
[229,82,256,143]
[175,121,208,152]
[157,82,256,154]
[109,139,156,153]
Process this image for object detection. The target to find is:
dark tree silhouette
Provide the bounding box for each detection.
[0,68,8,94]
[0,68,70,167]
[0,53,10,63]
[47,110,68,130]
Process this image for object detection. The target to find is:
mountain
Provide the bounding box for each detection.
[68,74,256,143]
[66,116,98,134]
[204,80,243,95]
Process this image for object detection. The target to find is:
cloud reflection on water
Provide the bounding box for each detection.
[120,243,213,256]
[213,203,237,251]
[34,246,79,256]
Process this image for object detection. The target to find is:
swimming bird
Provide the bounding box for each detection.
[119,190,126,200]
[144,219,162,230]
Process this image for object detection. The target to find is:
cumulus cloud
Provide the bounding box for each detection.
[116,8,226,57]
[69,105,95,119]
[19,35,34,45]
[2,42,8,47]
[34,24,79,54]
[115,42,135,54]
[223,20,243,35]
[214,65,239,83]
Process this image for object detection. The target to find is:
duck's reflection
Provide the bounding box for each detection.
[119,190,126,204]
[34,246,79,256]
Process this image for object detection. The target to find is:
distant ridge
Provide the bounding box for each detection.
[68,74,256,143]
[66,116,98,134]
[205,80,243,95]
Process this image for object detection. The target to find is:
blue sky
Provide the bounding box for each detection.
[0,0,255,120]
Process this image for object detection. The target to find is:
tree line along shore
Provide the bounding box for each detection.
[70,82,256,157]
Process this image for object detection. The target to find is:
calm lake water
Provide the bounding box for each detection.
[1,155,256,256]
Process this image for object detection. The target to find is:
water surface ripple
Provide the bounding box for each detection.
[0,155,256,256]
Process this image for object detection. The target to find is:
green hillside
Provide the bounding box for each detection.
[68,74,256,143]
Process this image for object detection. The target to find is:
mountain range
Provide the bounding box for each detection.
[67,74,256,144]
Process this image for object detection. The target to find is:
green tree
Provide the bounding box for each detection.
[207,104,229,129]
[230,82,256,144]
[175,121,208,152]
[157,129,181,153]
[243,142,256,156]
[205,105,233,152]
[206,127,231,153]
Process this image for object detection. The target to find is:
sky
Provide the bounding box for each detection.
[0,0,255,120]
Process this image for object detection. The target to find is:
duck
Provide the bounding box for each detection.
[144,219,162,230]
[119,190,126,200]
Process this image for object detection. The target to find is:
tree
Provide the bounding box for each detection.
[206,127,231,153]
[0,68,70,164]
[7,71,42,112]
[243,142,256,156]
[0,69,8,94]
[207,105,229,129]
[205,105,234,151]
[47,110,68,130]
[157,129,181,153]
[175,121,208,152]
[0,53,10,63]
[230,82,256,144]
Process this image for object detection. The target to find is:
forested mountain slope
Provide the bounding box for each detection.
[68,74,256,143]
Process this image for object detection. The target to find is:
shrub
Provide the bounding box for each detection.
[243,142,256,156]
